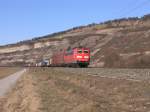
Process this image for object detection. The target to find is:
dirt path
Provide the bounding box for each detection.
[0,67,22,79]
[0,69,26,97]
[2,70,41,112]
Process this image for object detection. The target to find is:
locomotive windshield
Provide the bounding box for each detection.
[78,50,82,54]
[77,49,89,54]
[84,50,89,53]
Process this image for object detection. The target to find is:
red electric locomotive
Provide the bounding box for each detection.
[51,47,90,67]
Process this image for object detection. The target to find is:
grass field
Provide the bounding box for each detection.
[0,67,21,79]
[35,68,150,112]
[2,67,150,112]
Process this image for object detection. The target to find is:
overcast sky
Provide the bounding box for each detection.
[0,0,150,45]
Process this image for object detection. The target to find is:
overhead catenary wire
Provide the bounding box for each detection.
[117,0,141,16]
[119,0,150,17]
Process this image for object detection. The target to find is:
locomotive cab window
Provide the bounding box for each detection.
[66,49,73,55]
[84,50,89,53]
[78,50,82,54]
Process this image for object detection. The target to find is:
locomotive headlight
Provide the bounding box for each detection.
[77,56,82,58]
[84,56,89,59]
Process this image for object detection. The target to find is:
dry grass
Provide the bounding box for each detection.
[31,68,150,112]
[2,67,150,112]
[2,71,41,112]
[0,67,21,79]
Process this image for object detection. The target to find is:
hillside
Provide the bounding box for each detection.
[1,14,150,68]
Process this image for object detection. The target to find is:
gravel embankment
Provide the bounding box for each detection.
[56,68,150,82]
[32,68,150,112]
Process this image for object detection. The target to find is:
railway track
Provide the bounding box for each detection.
[54,68,150,82]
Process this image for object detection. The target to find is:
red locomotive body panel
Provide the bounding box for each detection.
[51,47,90,67]
[64,49,74,64]
[52,51,64,66]
[74,48,90,62]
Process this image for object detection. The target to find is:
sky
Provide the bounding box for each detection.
[0,0,150,45]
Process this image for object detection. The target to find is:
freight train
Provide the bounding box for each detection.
[38,47,90,67]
